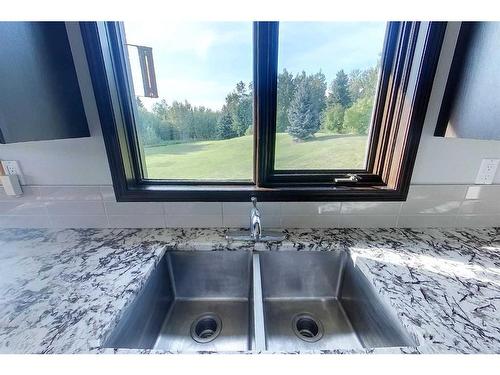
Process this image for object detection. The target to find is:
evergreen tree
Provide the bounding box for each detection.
[276,69,296,132]
[216,108,237,139]
[236,94,253,135]
[308,71,327,117]
[287,79,317,140]
[329,69,351,108]
[287,71,325,139]
[224,81,253,136]
[134,63,379,144]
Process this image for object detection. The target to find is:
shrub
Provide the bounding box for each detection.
[343,96,373,135]
[321,103,345,134]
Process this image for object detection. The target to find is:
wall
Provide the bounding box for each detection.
[0,22,499,229]
[0,183,499,228]
[0,22,112,186]
[412,22,500,184]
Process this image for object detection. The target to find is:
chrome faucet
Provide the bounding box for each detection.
[226,197,285,242]
[250,197,262,240]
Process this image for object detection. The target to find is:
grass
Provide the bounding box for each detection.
[143,133,368,180]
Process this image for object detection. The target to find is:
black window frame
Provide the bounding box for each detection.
[81,21,446,202]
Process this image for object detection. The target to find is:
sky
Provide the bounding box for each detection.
[124,21,387,111]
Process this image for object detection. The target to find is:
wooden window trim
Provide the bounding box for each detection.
[81,21,446,202]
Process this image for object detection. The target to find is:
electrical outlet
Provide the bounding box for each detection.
[475,159,500,185]
[1,160,26,185]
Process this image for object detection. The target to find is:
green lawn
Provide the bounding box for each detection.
[144,133,368,180]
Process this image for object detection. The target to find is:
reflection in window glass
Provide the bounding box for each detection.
[123,22,253,180]
[274,22,387,170]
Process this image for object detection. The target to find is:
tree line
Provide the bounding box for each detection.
[136,65,378,147]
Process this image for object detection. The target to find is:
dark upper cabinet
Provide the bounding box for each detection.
[0,22,89,143]
[435,22,500,140]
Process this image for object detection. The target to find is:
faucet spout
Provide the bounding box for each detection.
[250,197,261,240]
[225,197,285,242]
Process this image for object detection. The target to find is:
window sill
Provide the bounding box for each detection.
[115,183,407,202]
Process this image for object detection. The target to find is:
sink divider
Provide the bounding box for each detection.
[252,253,266,351]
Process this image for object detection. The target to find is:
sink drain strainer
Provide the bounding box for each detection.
[292,313,324,342]
[190,313,222,343]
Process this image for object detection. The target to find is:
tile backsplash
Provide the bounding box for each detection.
[0,184,499,228]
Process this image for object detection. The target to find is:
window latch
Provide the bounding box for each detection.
[334,174,360,184]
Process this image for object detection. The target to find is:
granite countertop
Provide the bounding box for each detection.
[0,227,499,354]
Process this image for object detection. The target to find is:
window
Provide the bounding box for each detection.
[82,21,445,201]
[274,22,386,171]
[124,22,254,181]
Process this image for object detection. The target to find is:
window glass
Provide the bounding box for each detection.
[123,22,253,180]
[274,22,387,170]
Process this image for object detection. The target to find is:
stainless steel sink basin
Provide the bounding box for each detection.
[259,251,417,351]
[104,250,416,352]
[104,251,253,352]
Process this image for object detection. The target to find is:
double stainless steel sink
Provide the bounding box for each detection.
[104,250,417,352]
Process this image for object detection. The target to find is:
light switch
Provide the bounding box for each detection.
[475,159,499,185]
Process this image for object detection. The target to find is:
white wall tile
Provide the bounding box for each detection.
[281,202,341,216]
[404,185,464,216]
[46,201,105,215]
[108,215,166,228]
[316,203,342,215]
[99,186,116,201]
[400,200,461,215]
[341,202,401,215]
[104,202,163,215]
[0,184,498,229]
[281,215,343,229]
[222,215,250,228]
[398,215,457,228]
[166,215,223,228]
[164,202,222,216]
[456,215,500,228]
[281,202,315,216]
[0,201,47,215]
[463,185,500,201]
[460,200,500,214]
[339,215,398,228]
[262,215,282,228]
[407,185,467,201]
[465,186,482,200]
[49,215,108,228]
[39,186,102,201]
[0,215,51,228]
[0,186,41,201]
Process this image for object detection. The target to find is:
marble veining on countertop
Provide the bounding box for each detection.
[0,227,499,354]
